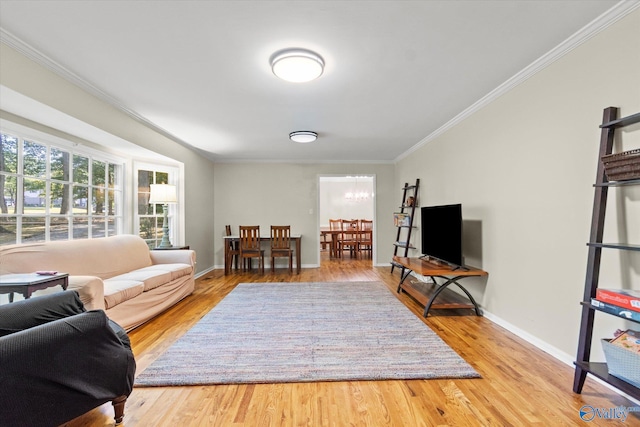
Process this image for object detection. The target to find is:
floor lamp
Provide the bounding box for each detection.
[149,184,177,248]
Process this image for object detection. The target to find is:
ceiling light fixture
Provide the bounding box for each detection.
[270,48,324,83]
[289,131,318,143]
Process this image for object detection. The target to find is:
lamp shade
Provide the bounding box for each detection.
[289,131,318,143]
[149,184,177,204]
[271,48,324,83]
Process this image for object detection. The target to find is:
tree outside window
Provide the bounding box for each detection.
[0,130,123,245]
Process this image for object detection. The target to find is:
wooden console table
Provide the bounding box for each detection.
[393,256,488,317]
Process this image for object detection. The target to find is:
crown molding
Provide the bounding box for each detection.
[1,28,138,120]
[0,27,203,158]
[396,0,640,163]
[1,1,638,165]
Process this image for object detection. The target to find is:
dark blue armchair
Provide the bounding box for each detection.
[0,291,136,426]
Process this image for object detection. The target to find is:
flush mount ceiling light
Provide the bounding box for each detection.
[271,48,324,83]
[289,131,318,143]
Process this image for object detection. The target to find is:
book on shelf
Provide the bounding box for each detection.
[393,212,410,227]
[596,289,640,312]
[591,299,640,321]
[609,329,640,354]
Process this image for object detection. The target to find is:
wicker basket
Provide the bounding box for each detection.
[601,338,640,388]
[601,148,640,181]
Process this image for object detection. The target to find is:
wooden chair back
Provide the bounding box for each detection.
[239,225,261,252]
[329,219,342,231]
[239,225,264,273]
[359,219,373,233]
[340,219,359,257]
[225,224,239,272]
[341,219,358,236]
[271,225,291,250]
[270,225,293,273]
[358,219,373,257]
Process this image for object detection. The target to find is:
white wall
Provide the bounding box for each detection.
[319,177,374,227]
[213,163,394,268]
[395,9,640,361]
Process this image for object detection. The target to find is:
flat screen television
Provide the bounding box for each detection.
[420,203,463,267]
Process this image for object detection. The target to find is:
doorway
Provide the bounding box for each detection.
[318,175,375,264]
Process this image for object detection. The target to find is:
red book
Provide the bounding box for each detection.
[596,289,640,313]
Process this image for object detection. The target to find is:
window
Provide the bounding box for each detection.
[134,162,179,249]
[0,126,124,246]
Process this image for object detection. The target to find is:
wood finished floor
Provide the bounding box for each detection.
[62,252,638,426]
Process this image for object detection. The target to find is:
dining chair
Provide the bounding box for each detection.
[340,219,359,258]
[239,225,264,273]
[225,225,239,272]
[358,219,373,258]
[270,225,293,273]
[329,218,343,258]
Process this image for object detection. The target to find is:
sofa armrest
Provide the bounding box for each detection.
[68,275,106,311]
[150,249,196,267]
[0,310,136,426]
[0,291,85,337]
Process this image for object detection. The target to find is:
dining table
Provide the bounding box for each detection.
[224,234,302,274]
[320,228,342,258]
[320,228,372,259]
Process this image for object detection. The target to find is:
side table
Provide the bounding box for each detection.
[0,273,69,303]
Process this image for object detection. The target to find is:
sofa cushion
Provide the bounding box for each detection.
[103,280,144,309]
[114,269,173,292]
[136,263,193,281]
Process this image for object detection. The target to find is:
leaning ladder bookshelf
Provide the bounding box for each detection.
[573,107,640,401]
[390,179,419,274]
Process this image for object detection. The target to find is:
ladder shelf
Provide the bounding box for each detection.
[390,179,419,274]
[573,107,640,401]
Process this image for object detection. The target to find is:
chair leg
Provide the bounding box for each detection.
[271,256,275,272]
[112,395,127,425]
[227,253,233,273]
[233,244,239,270]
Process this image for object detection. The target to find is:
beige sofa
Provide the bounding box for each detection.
[0,235,196,331]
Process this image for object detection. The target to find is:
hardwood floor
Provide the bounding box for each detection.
[63,253,638,426]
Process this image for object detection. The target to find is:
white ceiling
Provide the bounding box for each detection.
[0,1,628,163]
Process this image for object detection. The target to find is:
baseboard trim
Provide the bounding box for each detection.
[194,266,215,280]
[482,310,640,405]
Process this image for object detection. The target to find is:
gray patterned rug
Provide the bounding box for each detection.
[135,281,479,386]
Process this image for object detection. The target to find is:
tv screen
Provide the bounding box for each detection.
[421,204,463,267]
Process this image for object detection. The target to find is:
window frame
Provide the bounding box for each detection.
[133,160,184,249]
[1,119,126,245]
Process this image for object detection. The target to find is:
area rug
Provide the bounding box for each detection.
[135,281,479,386]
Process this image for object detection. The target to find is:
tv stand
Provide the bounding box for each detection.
[393,256,488,317]
[421,255,470,272]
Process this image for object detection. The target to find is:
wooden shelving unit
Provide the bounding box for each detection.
[390,179,419,274]
[573,107,640,401]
